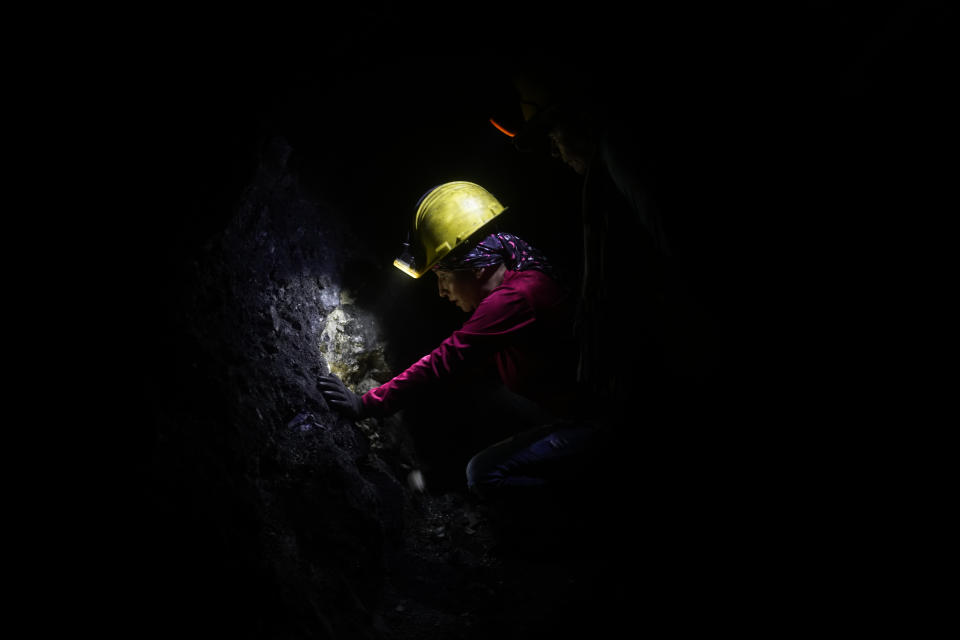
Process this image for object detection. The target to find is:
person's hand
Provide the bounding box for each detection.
[318,373,365,419]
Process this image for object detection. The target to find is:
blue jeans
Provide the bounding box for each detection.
[466,420,604,497]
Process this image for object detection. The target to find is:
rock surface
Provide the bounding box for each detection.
[134,137,638,639]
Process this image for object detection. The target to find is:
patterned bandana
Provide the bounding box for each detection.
[434,232,555,278]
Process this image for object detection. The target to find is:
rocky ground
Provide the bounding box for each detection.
[375,477,631,640]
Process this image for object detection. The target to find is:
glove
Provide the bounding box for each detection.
[318,373,365,419]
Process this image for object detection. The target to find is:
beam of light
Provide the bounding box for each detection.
[489,117,516,138]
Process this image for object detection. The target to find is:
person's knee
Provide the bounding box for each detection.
[465,453,499,497]
[465,454,485,490]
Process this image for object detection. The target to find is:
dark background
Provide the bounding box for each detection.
[112,1,950,406]
[37,1,950,635]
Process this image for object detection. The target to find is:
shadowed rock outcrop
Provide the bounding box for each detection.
[143,138,416,639]
[138,136,642,640]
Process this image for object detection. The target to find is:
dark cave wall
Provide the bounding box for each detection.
[143,138,416,639]
[96,5,953,637]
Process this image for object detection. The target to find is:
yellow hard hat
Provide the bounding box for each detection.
[393,181,507,278]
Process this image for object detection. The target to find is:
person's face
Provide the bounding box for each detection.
[548,125,592,175]
[435,268,483,312]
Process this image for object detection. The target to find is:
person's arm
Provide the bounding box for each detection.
[361,285,535,417]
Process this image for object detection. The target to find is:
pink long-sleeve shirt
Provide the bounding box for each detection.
[361,269,576,417]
